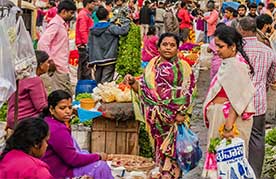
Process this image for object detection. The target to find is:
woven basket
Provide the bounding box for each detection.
[80,98,95,110]
[108,154,155,172]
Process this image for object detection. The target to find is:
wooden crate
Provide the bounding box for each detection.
[91,117,139,155]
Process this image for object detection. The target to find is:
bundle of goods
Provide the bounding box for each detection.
[178,44,200,66]
[92,81,131,103]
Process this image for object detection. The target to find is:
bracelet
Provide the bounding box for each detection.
[223,125,234,132]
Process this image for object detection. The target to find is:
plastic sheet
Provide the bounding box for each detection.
[0,20,16,107]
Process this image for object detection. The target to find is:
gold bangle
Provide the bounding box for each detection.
[223,125,234,132]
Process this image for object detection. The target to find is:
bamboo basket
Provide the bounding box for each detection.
[107,154,155,172]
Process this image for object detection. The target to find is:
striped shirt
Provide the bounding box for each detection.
[243,37,276,116]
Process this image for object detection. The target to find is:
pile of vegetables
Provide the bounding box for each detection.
[262,128,276,178]
[71,115,92,127]
[139,122,153,158]
[116,23,142,81]
[75,93,92,101]
[0,103,7,122]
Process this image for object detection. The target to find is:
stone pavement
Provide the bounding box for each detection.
[185,69,210,179]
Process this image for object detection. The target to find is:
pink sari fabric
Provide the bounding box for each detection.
[72,139,113,179]
[142,35,159,62]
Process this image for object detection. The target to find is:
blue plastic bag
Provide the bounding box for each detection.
[176,124,202,173]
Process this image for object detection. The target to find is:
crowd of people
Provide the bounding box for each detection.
[1,0,276,178]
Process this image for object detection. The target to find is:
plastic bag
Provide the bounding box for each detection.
[2,6,18,45]
[176,124,202,173]
[202,152,218,179]
[0,20,16,107]
[13,16,37,80]
[216,138,256,179]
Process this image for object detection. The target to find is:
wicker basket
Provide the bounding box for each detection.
[108,154,155,172]
[80,98,95,110]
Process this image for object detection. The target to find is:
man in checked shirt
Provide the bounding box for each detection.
[237,17,276,178]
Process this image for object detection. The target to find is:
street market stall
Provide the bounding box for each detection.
[73,81,140,155]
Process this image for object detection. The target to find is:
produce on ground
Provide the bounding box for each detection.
[262,128,276,178]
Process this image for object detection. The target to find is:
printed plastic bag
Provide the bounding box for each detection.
[0,21,16,107]
[176,124,202,173]
[216,138,256,179]
[13,16,37,80]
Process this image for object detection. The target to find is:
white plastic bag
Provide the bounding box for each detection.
[0,21,16,107]
[216,138,256,179]
[13,16,37,80]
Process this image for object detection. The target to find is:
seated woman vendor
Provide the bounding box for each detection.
[0,118,53,179]
[41,90,113,179]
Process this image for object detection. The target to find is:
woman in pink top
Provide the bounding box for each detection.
[7,50,50,130]
[0,117,53,179]
[141,26,159,68]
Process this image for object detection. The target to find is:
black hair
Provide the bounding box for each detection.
[114,0,125,3]
[225,6,238,17]
[267,3,275,10]
[147,26,156,35]
[41,90,72,118]
[35,50,49,67]
[180,1,186,8]
[57,0,77,13]
[256,14,273,30]
[49,1,56,7]
[105,0,113,5]
[157,32,180,48]
[83,0,94,7]
[258,2,265,7]
[214,26,254,75]
[238,4,247,10]
[96,6,109,20]
[0,118,49,160]
[207,0,215,10]
[249,3,257,9]
[216,22,226,28]
[144,0,150,6]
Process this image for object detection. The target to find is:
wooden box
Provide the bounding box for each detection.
[91,117,139,155]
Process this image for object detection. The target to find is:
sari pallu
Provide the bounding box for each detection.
[203,55,255,153]
[140,56,196,178]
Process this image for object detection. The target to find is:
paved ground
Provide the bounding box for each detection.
[185,69,210,179]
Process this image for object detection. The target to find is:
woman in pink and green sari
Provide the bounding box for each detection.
[124,33,196,178]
